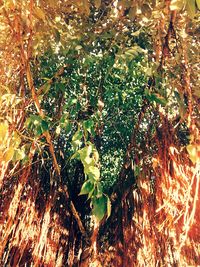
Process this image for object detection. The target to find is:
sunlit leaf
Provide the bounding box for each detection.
[93,150,99,162]
[34,7,46,20]
[0,122,8,142]
[56,125,61,135]
[196,0,200,9]
[186,0,196,18]
[11,132,21,148]
[88,166,100,181]
[186,144,200,164]
[72,139,82,150]
[170,0,185,11]
[72,129,83,150]
[79,145,93,165]
[72,129,83,142]
[3,147,14,162]
[13,148,25,162]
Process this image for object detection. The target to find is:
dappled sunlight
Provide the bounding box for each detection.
[0,0,199,266]
[131,144,200,266]
[0,179,70,266]
[101,135,200,266]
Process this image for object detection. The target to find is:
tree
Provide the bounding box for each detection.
[0,0,199,266]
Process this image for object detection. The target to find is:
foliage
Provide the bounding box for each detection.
[0,0,199,266]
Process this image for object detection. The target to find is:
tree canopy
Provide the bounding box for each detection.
[0,0,199,266]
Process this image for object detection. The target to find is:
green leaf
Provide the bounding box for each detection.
[92,195,107,222]
[65,121,72,134]
[25,115,48,136]
[28,115,42,126]
[87,186,95,199]
[71,150,80,160]
[39,83,51,96]
[13,148,25,162]
[83,119,95,135]
[79,180,94,195]
[96,182,103,197]
[79,145,93,166]
[36,126,43,136]
[68,98,77,106]
[92,149,99,162]
[134,165,140,177]
[125,46,146,58]
[84,156,94,166]
[60,116,72,134]
[87,166,100,181]
[72,139,82,150]
[147,93,167,106]
[72,129,82,141]
[41,120,48,133]
[56,83,66,92]
[79,145,92,159]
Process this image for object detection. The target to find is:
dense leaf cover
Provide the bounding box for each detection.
[0,0,199,266]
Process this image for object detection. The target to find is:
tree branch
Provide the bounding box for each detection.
[26,63,86,235]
